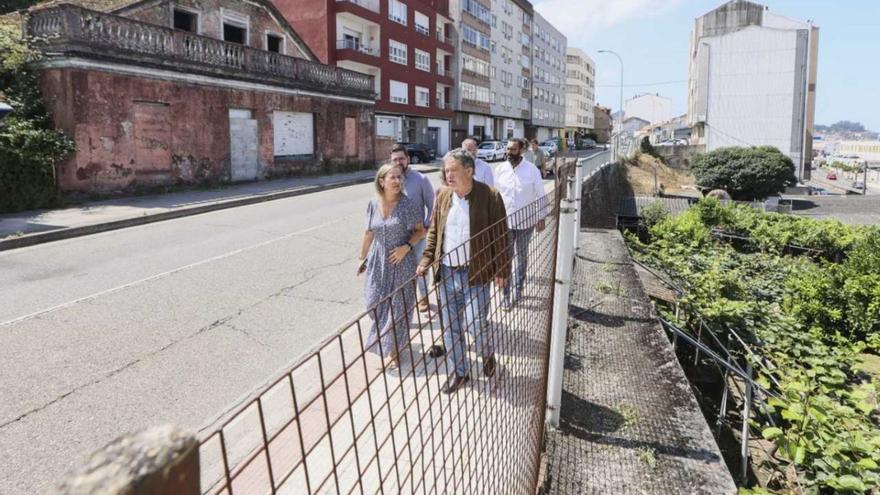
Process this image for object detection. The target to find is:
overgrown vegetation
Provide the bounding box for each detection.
[690,146,797,201]
[0,19,75,213]
[628,198,880,493]
[639,136,664,163]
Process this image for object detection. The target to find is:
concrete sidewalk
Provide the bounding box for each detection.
[0,164,441,251]
[540,229,736,494]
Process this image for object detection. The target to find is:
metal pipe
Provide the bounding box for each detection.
[546,175,578,428]
[572,157,584,254]
[741,363,753,483]
[598,50,623,162]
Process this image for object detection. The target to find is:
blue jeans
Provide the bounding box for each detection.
[504,228,533,296]
[413,237,428,300]
[438,265,492,377]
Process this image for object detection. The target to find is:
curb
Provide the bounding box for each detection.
[0,175,380,252]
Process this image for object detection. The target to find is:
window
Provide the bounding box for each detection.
[266,33,283,53]
[415,49,430,72]
[222,10,248,45]
[388,0,407,25]
[414,11,429,35]
[464,0,491,25]
[389,39,407,65]
[462,55,490,77]
[415,86,430,107]
[461,24,490,51]
[390,80,408,104]
[461,82,490,104]
[223,23,246,44]
[173,8,198,32]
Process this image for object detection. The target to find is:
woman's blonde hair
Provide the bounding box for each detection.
[374,163,404,196]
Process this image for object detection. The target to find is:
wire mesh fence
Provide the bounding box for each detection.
[196,160,577,495]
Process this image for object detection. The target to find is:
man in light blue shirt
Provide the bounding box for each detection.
[391,144,435,313]
[462,138,494,187]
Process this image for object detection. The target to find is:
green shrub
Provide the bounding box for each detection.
[0,20,75,213]
[691,146,797,201]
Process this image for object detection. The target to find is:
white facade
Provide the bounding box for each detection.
[688,0,818,179]
[565,47,595,134]
[530,12,567,139]
[623,94,672,126]
[489,0,531,138]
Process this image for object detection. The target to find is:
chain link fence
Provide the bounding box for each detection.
[194,161,577,495]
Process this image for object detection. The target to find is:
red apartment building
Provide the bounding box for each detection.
[277,0,456,158]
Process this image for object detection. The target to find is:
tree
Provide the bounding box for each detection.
[690,146,797,201]
[0,1,41,15]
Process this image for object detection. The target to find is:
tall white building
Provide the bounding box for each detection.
[529,12,567,142]
[688,0,819,180]
[564,47,595,141]
[624,93,672,126]
[489,0,533,140]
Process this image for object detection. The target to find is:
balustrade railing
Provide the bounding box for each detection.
[27,5,375,98]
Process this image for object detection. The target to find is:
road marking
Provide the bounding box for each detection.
[0,217,350,327]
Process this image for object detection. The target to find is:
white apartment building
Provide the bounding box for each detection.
[688,0,819,180]
[488,0,533,140]
[450,0,495,143]
[624,93,672,126]
[565,47,595,140]
[529,11,567,142]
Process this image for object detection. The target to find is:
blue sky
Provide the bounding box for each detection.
[533,0,880,131]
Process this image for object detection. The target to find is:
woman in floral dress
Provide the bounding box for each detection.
[358,164,425,369]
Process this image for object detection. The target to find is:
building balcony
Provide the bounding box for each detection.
[335,39,381,67]
[436,66,453,80]
[28,4,376,99]
[521,88,530,99]
[435,29,454,49]
[461,68,489,82]
[335,0,379,14]
[521,109,531,119]
[461,97,490,111]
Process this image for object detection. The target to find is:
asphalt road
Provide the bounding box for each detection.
[0,149,606,493]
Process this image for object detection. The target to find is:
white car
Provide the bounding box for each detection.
[476,141,506,161]
[539,140,558,157]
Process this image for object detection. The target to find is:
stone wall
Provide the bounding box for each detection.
[654,144,705,170]
[40,67,375,193]
[581,161,630,229]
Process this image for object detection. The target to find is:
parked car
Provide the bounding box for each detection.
[397,142,436,164]
[655,138,688,147]
[580,138,597,149]
[826,172,837,180]
[476,141,506,161]
[539,140,558,157]
[852,181,866,190]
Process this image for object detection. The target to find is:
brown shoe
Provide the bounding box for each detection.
[482,356,496,378]
[442,374,470,394]
[418,297,429,313]
[427,345,446,358]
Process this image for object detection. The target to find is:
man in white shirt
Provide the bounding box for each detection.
[461,138,494,187]
[493,138,547,309]
[417,149,510,394]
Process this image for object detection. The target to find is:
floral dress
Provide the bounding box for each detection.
[364,195,421,358]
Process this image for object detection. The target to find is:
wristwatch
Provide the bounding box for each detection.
[404,241,413,250]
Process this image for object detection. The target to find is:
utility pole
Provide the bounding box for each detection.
[598,50,623,162]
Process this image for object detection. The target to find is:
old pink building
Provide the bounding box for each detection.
[24,0,377,193]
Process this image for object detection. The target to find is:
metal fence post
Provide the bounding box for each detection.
[572,157,584,255]
[546,173,577,429]
[741,364,753,483]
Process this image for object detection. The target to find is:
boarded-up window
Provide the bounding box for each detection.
[273,111,314,157]
[133,102,172,181]
[344,117,357,157]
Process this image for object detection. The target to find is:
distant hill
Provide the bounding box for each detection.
[816,121,878,140]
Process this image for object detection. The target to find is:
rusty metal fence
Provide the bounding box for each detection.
[195,161,576,495]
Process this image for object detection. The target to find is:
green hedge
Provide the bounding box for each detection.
[1,20,74,213]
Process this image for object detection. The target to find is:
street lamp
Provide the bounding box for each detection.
[597,50,623,162]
